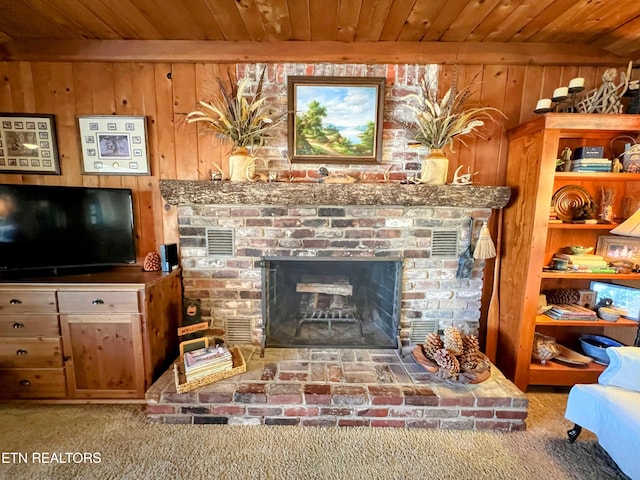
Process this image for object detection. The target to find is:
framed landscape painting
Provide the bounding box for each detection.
[287,76,385,164]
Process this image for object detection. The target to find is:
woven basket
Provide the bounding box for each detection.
[174,346,246,394]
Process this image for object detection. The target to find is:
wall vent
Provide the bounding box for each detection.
[410,319,439,344]
[206,227,234,257]
[225,317,252,344]
[431,230,459,258]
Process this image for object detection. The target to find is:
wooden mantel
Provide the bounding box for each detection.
[159,180,511,209]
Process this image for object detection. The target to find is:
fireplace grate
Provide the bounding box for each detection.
[430,230,459,258]
[225,317,252,344]
[409,319,439,344]
[206,227,234,257]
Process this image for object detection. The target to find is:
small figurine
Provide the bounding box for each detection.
[611,158,623,173]
[560,147,572,172]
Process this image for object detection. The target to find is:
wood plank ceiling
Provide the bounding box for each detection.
[0,0,639,64]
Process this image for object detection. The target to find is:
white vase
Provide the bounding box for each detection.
[420,149,449,185]
[228,147,256,181]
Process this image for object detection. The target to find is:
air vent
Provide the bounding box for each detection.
[431,229,459,258]
[225,317,252,344]
[410,319,439,344]
[206,227,234,257]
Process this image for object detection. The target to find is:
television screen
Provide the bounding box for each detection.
[0,184,136,273]
[590,281,640,322]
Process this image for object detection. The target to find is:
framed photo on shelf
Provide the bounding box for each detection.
[77,115,150,175]
[596,235,640,263]
[0,113,60,174]
[287,76,385,164]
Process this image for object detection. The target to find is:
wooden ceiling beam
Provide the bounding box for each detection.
[0,39,631,66]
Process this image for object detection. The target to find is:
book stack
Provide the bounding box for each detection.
[549,205,562,223]
[545,303,598,320]
[571,158,612,172]
[183,345,233,382]
[554,253,615,273]
[571,146,611,172]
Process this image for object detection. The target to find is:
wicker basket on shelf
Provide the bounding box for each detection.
[173,346,246,394]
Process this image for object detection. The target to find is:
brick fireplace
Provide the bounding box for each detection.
[149,180,523,429]
[160,180,510,352]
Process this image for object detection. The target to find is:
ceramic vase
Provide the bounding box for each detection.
[420,148,449,185]
[228,147,256,181]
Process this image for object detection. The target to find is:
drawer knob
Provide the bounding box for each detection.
[92,299,105,305]
[12,322,25,329]
[9,298,22,305]
[19,380,31,387]
[16,349,28,356]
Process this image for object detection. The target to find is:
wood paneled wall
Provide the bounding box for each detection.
[0,60,611,263]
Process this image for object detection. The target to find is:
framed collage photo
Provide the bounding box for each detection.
[77,115,150,175]
[0,113,60,174]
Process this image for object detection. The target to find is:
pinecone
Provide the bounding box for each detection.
[143,252,162,272]
[443,326,464,356]
[459,334,481,372]
[423,332,444,360]
[432,348,460,379]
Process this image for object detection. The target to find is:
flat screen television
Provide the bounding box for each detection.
[0,184,136,274]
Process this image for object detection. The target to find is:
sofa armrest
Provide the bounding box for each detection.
[598,346,640,392]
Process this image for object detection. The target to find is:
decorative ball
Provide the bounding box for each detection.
[143,252,162,271]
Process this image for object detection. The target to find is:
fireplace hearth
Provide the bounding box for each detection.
[262,257,402,350]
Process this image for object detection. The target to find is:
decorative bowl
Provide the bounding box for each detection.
[597,307,621,322]
[569,246,593,255]
[579,334,623,364]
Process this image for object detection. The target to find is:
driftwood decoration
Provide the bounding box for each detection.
[577,63,632,114]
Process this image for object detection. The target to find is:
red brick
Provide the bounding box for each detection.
[476,397,512,408]
[496,410,528,420]
[461,409,494,418]
[333,386,368,405]
[146,405,176,415]
[439,397,475,407]
[402,385,438,406]
[356,408,389,417]
[277,372,308,381]
[284,407,318,417]
[210,406,246,415]
[269,394,303,404]
[370,419,406,428]
[368,385,404,405]
[338,419,370,427]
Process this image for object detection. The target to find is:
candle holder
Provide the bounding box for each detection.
[534,78,585,114]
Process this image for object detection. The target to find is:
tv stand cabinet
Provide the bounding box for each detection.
[0,267,182,400]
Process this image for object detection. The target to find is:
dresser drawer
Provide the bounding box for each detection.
[0,315,60,337]
[0,368,67,399]
[0,338,63,368]
[58,291,139,313]
[0,291,57,313]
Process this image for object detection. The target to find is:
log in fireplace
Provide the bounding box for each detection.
[261,257,403,350]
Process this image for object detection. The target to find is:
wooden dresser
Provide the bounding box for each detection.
[0,267,182,401]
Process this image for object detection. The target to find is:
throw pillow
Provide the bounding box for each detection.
[598,346,640,392]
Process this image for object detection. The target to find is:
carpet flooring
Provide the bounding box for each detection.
[0,387,629,480]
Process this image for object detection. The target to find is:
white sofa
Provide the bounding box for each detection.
[565,346,640,480]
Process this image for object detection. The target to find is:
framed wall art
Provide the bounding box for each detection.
[77,115,150,175]
[0,113,60,174]
[596,235,640,264]
[287,76,385,164]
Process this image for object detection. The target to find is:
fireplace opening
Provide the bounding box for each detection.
[261,257,403,349]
